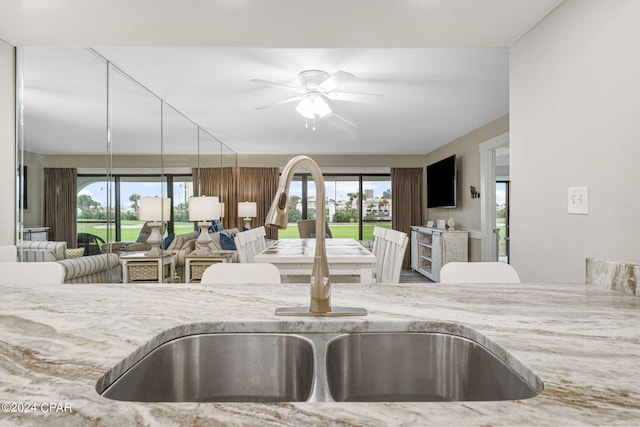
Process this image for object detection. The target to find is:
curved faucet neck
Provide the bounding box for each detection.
[278,156,326,242]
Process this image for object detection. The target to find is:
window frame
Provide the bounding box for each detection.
[77,173,193,242]
[293,172,391,240]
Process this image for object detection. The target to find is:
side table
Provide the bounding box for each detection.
[120,251,176,284]
[184,251,235,283]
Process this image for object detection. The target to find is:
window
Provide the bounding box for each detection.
[279,173,391,240]
[362,176,392,240]
[496,181,510,263]
[77,174,193,243]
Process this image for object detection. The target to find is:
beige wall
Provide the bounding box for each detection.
[425,115,509,261]
[510,0,640,282]
[41,153,427,170]
[237,154,427,169]
[0,40,15,244]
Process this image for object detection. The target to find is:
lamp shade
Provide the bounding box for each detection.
[296,92,332,119]
[238,201,257,218]
[139,197,171,221]
[189,196,220,221]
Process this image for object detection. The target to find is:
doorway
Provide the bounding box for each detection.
[478,132,509,262]
[496,180,510,263]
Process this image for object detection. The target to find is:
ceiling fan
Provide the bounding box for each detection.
[250,70,383,130]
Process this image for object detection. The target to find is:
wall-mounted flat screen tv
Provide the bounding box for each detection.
[426,154,457,208]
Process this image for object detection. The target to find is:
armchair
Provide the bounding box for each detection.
[78,233,105,255]
[101,222,160,253]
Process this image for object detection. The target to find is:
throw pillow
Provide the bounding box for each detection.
[65,247,85,258]
[209,220,224,233]
[161,233,175,250]
[220,233,237,250]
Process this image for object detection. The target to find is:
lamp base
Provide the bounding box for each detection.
[146,222,164,254]
[243,218,252,230]
[195,221,212,250]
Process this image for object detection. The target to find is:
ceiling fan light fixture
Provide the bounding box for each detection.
[313,95,332,118]
[296,96,315,119]
[296,91,332,119]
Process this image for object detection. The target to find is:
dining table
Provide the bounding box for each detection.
[253,238,376,284]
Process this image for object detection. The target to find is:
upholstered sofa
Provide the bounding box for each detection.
[164,231,199,281]
[18,241,120,284]
[206,228,241,252]
[121,228,241,280]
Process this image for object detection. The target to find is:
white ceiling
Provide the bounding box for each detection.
[2,0,564,155]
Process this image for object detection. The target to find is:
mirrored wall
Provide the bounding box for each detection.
[16,47,236,282]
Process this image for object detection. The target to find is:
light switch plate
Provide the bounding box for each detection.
[568,186,589,215]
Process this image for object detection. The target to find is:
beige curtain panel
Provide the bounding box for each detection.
[193,167,279,238]
[391,167,423,268]
[192,167,237,229]
[44,168,78,248]
[237,167,280,240]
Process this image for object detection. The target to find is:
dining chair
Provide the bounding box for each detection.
[375,228,409,284]
[297,219,333,238]
[200,262,281,285]
[439,262,521,284]
[235,226,267,263]
[0,261,65,284]
[371,226,388,279]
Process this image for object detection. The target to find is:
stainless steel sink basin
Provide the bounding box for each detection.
[325,333,540,402]
[101,334,314,402]
[98,322,543,403]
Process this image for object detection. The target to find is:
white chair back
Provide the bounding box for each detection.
[235,226,267,263]
[297,219,333,238]
[376,229,409,284]
[201,262,281,285]
[0,245,17,262]
[371,226,389,280]
[0,262,65,285]
[439,262,521,284]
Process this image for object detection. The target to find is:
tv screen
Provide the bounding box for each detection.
[426,155,457,208]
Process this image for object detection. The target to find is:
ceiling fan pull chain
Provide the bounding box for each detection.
[312,116,317,131]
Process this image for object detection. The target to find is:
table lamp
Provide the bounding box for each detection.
[238,201,257,229]
[139,197,171,255]
[189,196,220,250]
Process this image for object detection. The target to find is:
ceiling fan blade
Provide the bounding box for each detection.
[250,79,301,92]
[318,71,356,92]
[255,96,302,110]
[329,112,359,128]
[326,91,384,103]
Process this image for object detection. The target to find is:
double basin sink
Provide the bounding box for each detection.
[97,321,543,403]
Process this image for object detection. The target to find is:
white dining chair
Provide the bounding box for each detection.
[375,228,409,284]
[439,262,521,284]
[297,219,333,238]
[235,226,268,263]
[0,261,65,285]
[371,226,389,281]
[200,262,281,285]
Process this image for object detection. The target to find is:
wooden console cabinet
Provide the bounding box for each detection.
[411,226,468,282]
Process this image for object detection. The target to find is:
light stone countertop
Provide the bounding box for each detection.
[1,280,639,426]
